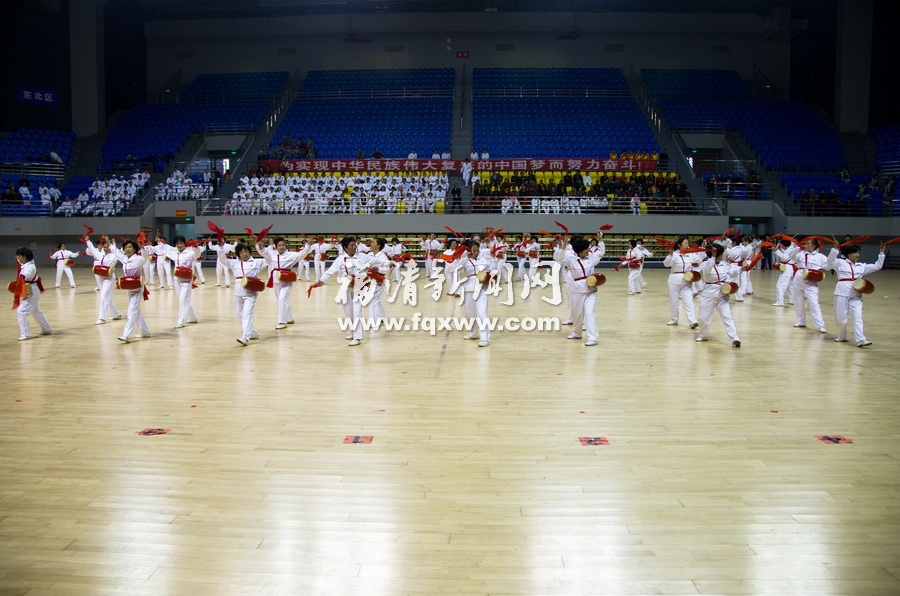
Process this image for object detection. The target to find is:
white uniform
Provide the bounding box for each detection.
[695,257,741,345]
[207,240,232,287]
[772,245,796,306]
[421,238,443,279]
[14,261,51,339]
[110,246,151,340]
[313,241,333,282]
[555,250,604,344]
[356,249,391,322]
[157,244,202,327]
[152,241,173,289]
[319,253,366,342]
[49,249,79,288]
[787,245,828,331]
[827,247,885,344]
[663,249,704,326]
[85,240,122,323]
[459,252,496,345]
[256,242,311,327]
[218,250,265,344]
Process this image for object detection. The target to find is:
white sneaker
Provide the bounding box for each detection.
[463,334,475,340]
[695,337,708,342]
[117,336,132,343]
[793,323,806,328]
[817,327,827,333]
[562,320,573,326]
[17,335,33,341]
[772,303,783,306]
[94,320,106,325]
[478,340,490,347]
[275,324,287,330]
[236,338,249,346]
[345,335,354,340]
[666,320,678,326]
[857,340,872,347]
[567,333,582,340]
[834,337,848,343]
[136,333,151,339]
[110,316,122,321]
[348,339,361,346]
[584,340,598,346]
[174,324,185,329]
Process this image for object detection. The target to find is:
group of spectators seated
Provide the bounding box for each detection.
[222,168,450,215]
[703,166,764,200]
[54,172,150,217]
[1,178,61,207]
[153,169,213,200]
[790,174,896,217]
[259,135,317,161]
[471,171,693,214]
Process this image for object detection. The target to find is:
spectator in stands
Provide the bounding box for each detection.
[2,184,20,205]
[371,148,384,159]
[480,149,490,159]
[470,148,478,160]
[18,181,32,204]
[431,149,440,159]
[408,149,418,159]
[441,148,451,159]
[448,183,462,214]
[49,148,64,165]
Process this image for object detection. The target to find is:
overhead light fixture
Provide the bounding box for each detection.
[484,7,498,12]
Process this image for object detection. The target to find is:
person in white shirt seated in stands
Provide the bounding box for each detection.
[500,195,513,214]
[364,192,377,215]
[431,149,440,159]
[48,184,61,204]
[408,149,418,159]
[441,148,451,159]
[567,194,581,214]
[384,191,398,214]
[39,185,51,206]
[470,148,478,160]
[49,148,64,164]
[55,196,78,217]
[314,193,328,215]
[19,184,33,203]
[222,198,235,215]
[480,149,490,159]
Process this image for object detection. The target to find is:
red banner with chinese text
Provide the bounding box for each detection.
[260,158,657,174]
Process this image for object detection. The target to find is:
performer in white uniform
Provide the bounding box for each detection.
[458,239,495,347]
[826,242,885,346]
[156,235,202,328]
[421,234,443,279]
[218,241,265,346]
[356,237,391,323]
[695,244,741,347]
[772,238,796,307]
[110,239,152,343]
[256,236,311,329]
[152,236,174,290]
[554,237,604,346]
[49,243,80,288]
[786,237,829,333]
[206,238,232,287]
[311,236,366,346]
[12,247,52,340]
[663,236,703,328]
[312,237,333,282]
[84,235,122,325]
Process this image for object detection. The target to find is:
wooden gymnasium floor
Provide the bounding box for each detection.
[1,264,900,595]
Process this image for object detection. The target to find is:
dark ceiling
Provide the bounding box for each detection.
[139,0,818,20]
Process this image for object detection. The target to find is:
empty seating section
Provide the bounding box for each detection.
[474,96,658,159]
[299,69,454,96]
[182,71,289,101]
[642,69,751,98]
[659,98,844,171]
[781,173,883,216]
[274,97,452,160]
[471,68,656,159]
[270,69,455,159]
[473,68,631,94]
[0,128,75,164]
[100,101,269,171]
[870,125,900,170]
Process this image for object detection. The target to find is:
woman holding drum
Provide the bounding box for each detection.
[110,239,151,343]
[256,236,312,330]
[83,235,122,325]
[663,236,704,328]
[694,244,742,347]
[826,242,885,347]
[218,241,265,346]
[155,235,202,329]
[786,237,829,333]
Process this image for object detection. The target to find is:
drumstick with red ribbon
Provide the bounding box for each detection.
[207,221,226,245]
[880,237,900,250]
[837,235,871,248]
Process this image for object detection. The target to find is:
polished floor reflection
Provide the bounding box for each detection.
[2,265,899,594]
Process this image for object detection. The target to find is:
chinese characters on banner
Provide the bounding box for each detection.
[18,87,59,106]
[261,158,658,174]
